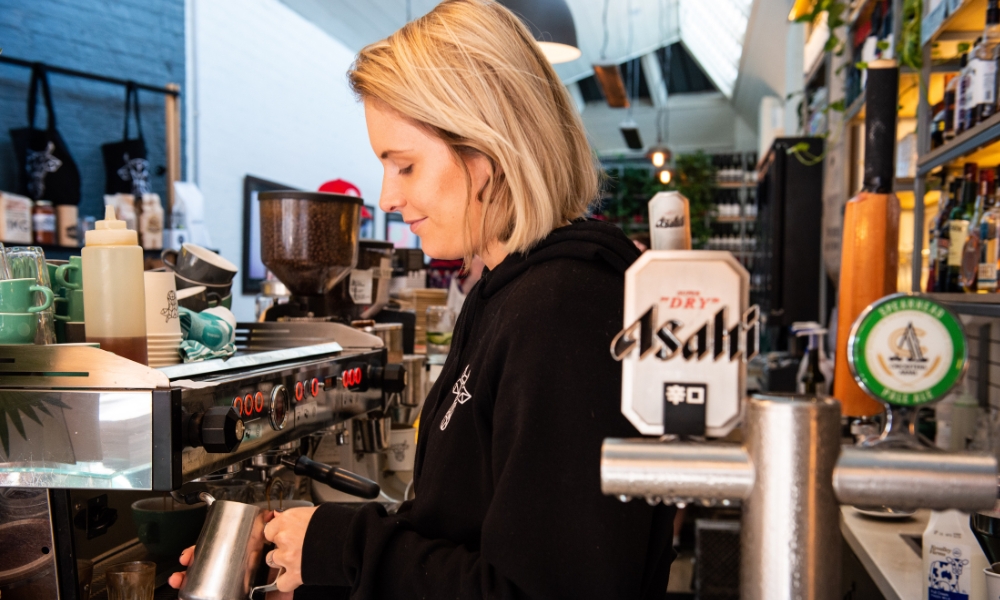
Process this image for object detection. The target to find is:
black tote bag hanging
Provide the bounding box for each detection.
[101,83,150,196]
[9,65,81,204]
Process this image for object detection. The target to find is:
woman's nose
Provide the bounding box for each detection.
[379,178,404,213]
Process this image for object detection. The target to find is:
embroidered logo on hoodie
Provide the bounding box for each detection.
[440,365,472,430]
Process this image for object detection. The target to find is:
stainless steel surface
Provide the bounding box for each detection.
[180,493,267,600]
[158,340,344,379]
[0,344,169,388]
[399,354,426,408]
[741,393,842,600]
[359,323,403,363]
[834,447,998,511]
[0,390,154,489]
[236,321,383,353]
[600,439,753,503]
[355,416,391,453]
[269,384,289,431]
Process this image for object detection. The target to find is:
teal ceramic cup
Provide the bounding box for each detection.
[0,313,38,344]
[55,256,83,291]
[0,278,54,313]
[54,289,84,322]
[130,498,207,559]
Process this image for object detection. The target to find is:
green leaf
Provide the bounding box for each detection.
[876,40,889,51]
[855,61,868,70]
[824,36,839,52]
[958,42,971,53]
[830,99,846,112]
[787,142,811,155]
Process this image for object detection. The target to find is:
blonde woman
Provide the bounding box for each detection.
[171,1,675,597]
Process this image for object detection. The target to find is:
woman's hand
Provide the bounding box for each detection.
[167,545,195,589]
[263,506,320,592]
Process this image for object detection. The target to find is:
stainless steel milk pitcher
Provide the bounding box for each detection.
[176,492,269,600]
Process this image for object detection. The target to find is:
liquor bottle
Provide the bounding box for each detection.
[947,165,978,291]
[834,59,901,417]
[961,169,993,290]
[974,1,1000,125]
[944,74,959,141]
[933,180,962,292]
[927,174,953,291]
[956,52,970,135]
[978,177,1000,292]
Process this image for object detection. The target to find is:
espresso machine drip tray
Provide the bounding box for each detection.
[0,322,391,490]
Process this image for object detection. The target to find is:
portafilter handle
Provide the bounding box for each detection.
[281,455,381,500]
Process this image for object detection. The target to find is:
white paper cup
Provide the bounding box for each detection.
[385,427,417,472]
[986,563,1000,599]
[144,272,181,336]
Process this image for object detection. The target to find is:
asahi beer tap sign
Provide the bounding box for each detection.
[847,294,967,407]
[611,251,757,437]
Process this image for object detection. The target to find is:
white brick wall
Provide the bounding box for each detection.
[191,0,385,320]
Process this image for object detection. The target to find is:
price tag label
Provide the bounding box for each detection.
[349,269,373,304]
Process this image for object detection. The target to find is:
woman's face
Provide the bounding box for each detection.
[365,100,491,260]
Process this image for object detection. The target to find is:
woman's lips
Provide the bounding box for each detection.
[408,218,427,234]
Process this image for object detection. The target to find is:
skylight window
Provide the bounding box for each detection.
[677,0,752,97]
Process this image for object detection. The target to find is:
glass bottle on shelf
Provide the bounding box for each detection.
[961,169,993,291]
[947,165,978,292]
[975,1,1000,125]
[943,74,958,141]
[955,52,971,136]
[932,179,960,292]
[978,174,1000,292]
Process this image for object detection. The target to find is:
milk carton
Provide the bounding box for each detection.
[923,509,988,600]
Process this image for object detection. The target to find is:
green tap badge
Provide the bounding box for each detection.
[847,294,967,407]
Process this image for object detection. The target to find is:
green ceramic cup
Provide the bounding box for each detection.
[0,278,54,313]
[55,256,83,291]
[54,289,84,322]
[130,498,207,558]
[0,313,38,344]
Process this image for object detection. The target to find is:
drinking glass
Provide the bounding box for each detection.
[426,306,455,365]
[0,243,9,280]
[5,246,56,344]
[105,561,155,600]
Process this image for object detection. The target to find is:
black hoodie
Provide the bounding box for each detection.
[299,220,676,599]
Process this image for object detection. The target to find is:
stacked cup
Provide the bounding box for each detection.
[144,272,182,367]
[6,246,58,344]
[161,244,237,310]
[53,256,86,343]
[0,243,55,344]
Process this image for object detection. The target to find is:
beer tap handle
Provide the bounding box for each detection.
[282,455,380,500]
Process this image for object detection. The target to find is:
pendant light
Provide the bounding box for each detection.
[499,0,582,64]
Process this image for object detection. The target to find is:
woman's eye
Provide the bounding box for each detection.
[399,164,413,175]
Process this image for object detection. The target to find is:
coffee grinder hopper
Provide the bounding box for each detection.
[258,191,362,295]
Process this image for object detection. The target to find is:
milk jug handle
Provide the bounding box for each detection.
[249,569,284,599]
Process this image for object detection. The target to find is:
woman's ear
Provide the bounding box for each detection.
[465,152,494,203]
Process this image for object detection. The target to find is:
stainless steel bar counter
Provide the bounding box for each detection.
[840,506,928,600]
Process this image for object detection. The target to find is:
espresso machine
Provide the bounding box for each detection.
[0,190,420,599]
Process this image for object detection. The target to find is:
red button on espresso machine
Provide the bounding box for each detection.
[244,394,255,416]
[254,392,265,413]
[310,378,321,397]
[232,396,244,416]
[294,381,305,402]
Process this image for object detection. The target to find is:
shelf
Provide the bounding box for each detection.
[917,110,1000,176]
[714,216,757,224]
[1,242,164,261]
[922,292,1000,317]
[714,181,754,189]
[923,0,985,46]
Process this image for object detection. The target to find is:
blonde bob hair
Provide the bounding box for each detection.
[348,0,599,259]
